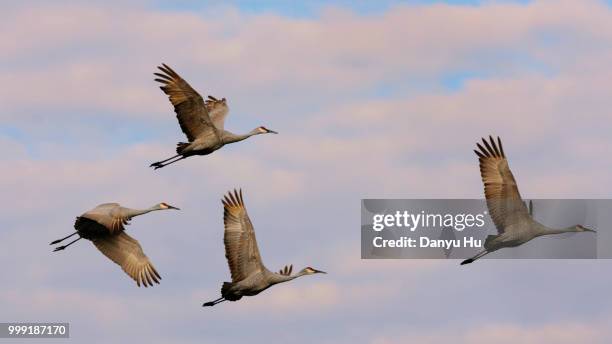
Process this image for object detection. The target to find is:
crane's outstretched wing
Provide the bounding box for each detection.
[205,96,229,131]
[475,136,529,233]
[93,232,161,287]
[278,264,293,276]
[222,189,265,282]
[154,63,216,142]
[81,203,129,234]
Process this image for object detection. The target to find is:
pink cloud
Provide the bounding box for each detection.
[372,321,611,344]
[3,0,612,119]
[2,2,612,342]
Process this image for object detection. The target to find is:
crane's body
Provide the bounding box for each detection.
[175,129,261,157]
[203,190,325,307]
[150,64,277,169]
[50,202,179,287]
[461,136,595,265]
[221,270,287,299]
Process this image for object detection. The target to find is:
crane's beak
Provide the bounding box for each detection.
[168,205,180,210]
[266,129,278,134]
[313,269,327,274]
[586,228,596,233]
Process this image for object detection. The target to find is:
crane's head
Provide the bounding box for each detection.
[257,126,278,135]
[575,225,596,233]
[159,202,180,210]
[300,266,327,275]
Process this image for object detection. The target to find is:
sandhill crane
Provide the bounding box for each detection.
[461,136,595,265]
[150,64,278,169]
[50,202,179,286]
[203,189,326,307]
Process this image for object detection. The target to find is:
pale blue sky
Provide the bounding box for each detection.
[3,0,554,156]
[153,0,532,17]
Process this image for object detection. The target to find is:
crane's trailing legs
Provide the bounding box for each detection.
[150,155,186,170]
[203,297,226,307]
[52,237,82,252]
[150,154,180,166]
[461,249,489,265]
[50,231,78,245]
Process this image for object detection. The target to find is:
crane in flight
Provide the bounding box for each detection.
[461,136,595,265]
[150,64,277,169]
[203,189,326,307]
[50,202,179,286]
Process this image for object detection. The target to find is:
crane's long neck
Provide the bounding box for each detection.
[221,129,258,144]
[538,225,578,236]
[124,205,160,218]
[269,271,306,285]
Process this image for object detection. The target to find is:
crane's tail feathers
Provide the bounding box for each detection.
[176,142,189,154]
[484,235,498,248]
[219,282,242,302]
[221,282,232,296]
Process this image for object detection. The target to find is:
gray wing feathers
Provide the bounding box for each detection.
[279,264,293,276]
[97,203,120,207]
[475,136,529,234]
[82,204,129,234]
[205,96,229,131]
[223,189,265,282]
[154,63,215,142]
[93,232,161,287]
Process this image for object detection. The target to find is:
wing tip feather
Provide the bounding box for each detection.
[475,135,505,159]
[223,188,246,209]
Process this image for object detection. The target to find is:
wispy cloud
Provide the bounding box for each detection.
[3,1,612,343]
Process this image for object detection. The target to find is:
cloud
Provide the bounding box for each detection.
[3,1,612,343]
[3,0,612,120]
[372,321,612,344]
